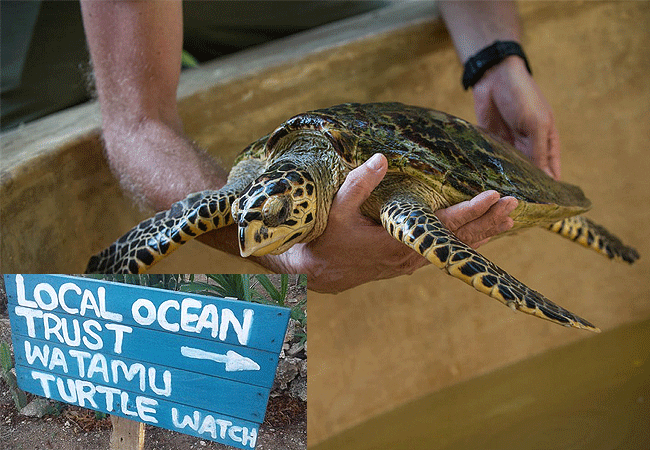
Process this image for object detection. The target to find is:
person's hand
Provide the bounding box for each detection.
[262,154,517,293]
[435,189,517,249]
[472,56,562,180]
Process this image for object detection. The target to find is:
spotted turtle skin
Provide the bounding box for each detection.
[87,103,640,331]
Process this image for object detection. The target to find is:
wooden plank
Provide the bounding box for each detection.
[9,312,280,389]
[109,416,145,450]
[12,335,271,422]
[8,274,288,353]
[4,274,290,449]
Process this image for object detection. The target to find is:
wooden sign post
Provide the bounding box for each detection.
[4,274,291,449]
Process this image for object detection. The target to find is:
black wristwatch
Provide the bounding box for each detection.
[462,41,533,90]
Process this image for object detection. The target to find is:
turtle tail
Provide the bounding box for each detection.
[85,189,236,274]
[548,215,639,263]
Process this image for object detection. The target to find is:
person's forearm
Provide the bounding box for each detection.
[439,0,521,63]
[99,117,227,211]
[81,0,227,210]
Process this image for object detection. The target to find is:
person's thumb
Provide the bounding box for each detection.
[332,153,387,214]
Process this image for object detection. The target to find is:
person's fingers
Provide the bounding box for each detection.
[473,91,515,147]
[443,195,518,247]
[474,58,563,181]
[524,113,553,179]
[521,123,561,181]
[547,124,562,180]
[331,153,387,216]
[436,190,501,231]
[469,237,491,249]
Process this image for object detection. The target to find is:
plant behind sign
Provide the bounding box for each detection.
[180,275,307,329]
[0,341,28,410]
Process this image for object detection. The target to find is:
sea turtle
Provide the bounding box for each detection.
[86,102,639,331]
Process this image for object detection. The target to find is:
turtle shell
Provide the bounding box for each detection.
[263,102,591,225]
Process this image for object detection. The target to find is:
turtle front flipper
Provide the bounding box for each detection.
[380,199,600,332]
[85,189,237,274]
[86,158,267,274]
[548,216,639,263]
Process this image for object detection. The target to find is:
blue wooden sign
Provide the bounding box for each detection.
[4,274,292,449]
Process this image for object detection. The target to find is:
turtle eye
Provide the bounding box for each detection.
[265,179,291,196]
[262,195,292,227]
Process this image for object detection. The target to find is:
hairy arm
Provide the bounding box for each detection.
[439,0,521,63]
[81,0,241,255]
[81,0,227,209]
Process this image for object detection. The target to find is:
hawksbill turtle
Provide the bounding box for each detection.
[86,102,639,331]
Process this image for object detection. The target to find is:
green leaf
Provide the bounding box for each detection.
[181,50,199,68]
[210,275,239,296]
[290,306,306,324]
[81,274,103,281]
[255,275,283,304]
[0,342,13,372]
[163,274,180,291]
[124,274,140,286]
[294,331,307,346]
[139,273,150,286]
[202,274,259,301]
[280,274,289,302]
[12,383,28,410]
[180,281,222,293]
[242,274,252,302]
[0,362,28,410]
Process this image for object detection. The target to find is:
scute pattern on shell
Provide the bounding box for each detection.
[290,102,590,208]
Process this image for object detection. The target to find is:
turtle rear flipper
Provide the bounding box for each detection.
[548,216,639,263]
[379,198,600,332]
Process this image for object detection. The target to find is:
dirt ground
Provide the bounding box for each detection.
[0,277,306,450]
[0,326,306,450]
[0,393,305,450]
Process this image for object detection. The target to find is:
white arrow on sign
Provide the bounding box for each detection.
[180,346,261,372]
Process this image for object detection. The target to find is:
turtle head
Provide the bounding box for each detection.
[232,160,318,257]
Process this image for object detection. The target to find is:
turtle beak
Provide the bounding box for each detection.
[238,221,304,257]
[239,222,270,257]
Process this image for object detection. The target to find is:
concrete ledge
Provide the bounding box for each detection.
[1,1,438,175]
